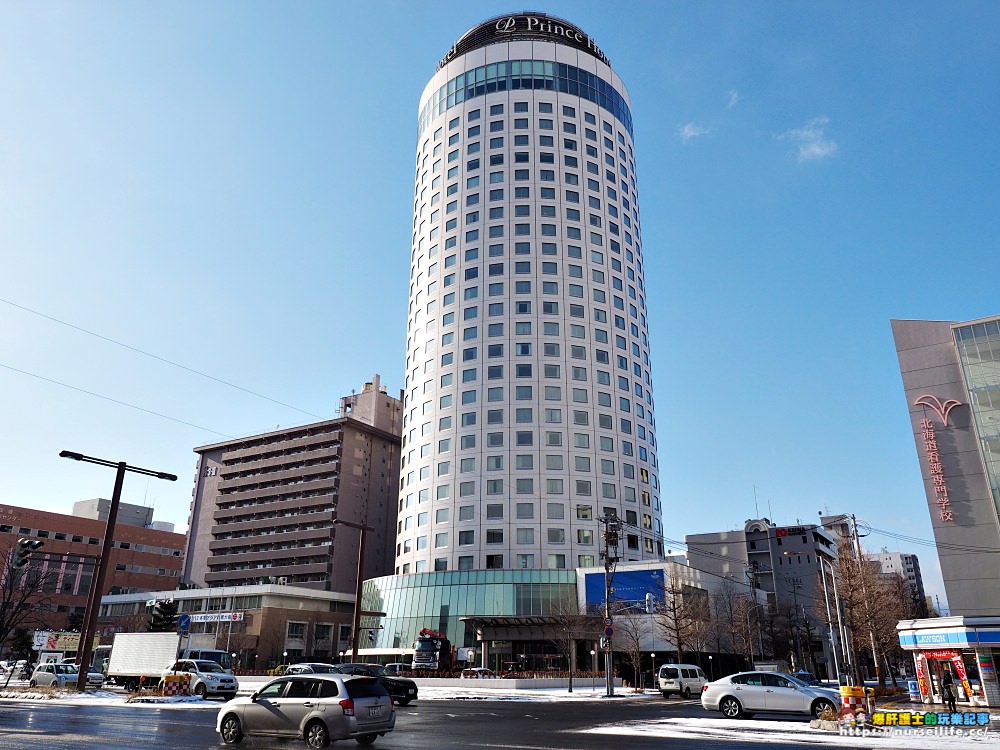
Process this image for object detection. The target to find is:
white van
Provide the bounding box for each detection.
[658,663,707,698]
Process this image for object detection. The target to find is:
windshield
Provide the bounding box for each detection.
[783,673,809,687]
[195,661,225,673]
[366,665,390,677]
[56,665,78,674]
[414,641,438,652]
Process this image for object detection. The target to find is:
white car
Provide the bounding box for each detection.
[658,663,707,698]
[161,659,239,700]
[216,674,395,747]
[701,671,839,719]
[30,663,105,689]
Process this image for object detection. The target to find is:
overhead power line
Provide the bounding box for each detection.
[0,296,323,419]
[0,362,234,439]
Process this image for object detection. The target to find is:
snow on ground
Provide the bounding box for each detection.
[2,681,999,746]
[585,716,1000,749]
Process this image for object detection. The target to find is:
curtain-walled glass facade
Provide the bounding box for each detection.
[361,570,576,650]
[955,319,1000,516]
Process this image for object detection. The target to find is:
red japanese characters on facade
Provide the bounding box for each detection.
[914,394,962,523]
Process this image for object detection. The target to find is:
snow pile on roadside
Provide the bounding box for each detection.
[0,689,58,700]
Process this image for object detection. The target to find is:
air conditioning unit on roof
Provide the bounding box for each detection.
[275,576,288,585]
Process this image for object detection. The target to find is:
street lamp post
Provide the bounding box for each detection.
[708,654,714,680]
[650,653,655,693]
[59,450,176,692]
[590,650,596,692]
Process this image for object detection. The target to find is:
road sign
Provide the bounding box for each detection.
[178,614,191,631]
[604,626,614,638]
[604,617,613,627]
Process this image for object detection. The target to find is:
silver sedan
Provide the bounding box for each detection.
[701,671,839,719]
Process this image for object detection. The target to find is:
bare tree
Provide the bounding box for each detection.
[834,537,902,687]
[548,594,597,693]
[654,568,703,662]
[612,605,646,691]
[0,538,59,654]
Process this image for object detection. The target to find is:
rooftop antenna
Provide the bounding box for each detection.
[767,497,774,523]
[753,483,759,519]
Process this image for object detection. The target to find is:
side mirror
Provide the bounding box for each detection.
[250,692,259,703]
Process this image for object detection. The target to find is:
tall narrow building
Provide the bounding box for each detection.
[398,13,662,575]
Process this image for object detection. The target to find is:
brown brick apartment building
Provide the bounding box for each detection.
[0,503,185,632]
[184,375,402,594]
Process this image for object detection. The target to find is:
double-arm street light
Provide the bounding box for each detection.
[59,450,176,691]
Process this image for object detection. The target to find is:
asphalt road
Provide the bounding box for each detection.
[0,696,830,750]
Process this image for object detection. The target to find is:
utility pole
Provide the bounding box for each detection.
[334,518,376,663]
[818,555,841,681]
[786,578,803,672]
[600,515,620,697]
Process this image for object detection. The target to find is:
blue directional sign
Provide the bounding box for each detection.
[178,614,191,631]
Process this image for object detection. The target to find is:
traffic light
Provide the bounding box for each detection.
[13,538,44,568]
[368,630,376,643]
[600,636,610,651]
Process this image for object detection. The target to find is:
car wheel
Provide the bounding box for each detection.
[356,734,377,746]
[195,683,207,698]
[812,699,837,719]
[397,698,411,706]
[661,690,670,699]
[28,680,36,688]
[305,720,330,749]
[683,687,692,699]
[220,714,244,745]
[720,696,743,719]
[223,693,237,701]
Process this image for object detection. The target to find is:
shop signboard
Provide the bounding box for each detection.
[914,653,930,700]
[952,654,975,701]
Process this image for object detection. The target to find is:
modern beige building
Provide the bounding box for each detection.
[99,583,356,668]
[183,375,402,594]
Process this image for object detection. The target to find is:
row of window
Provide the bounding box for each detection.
[418,61,634,137]
[396,536,661,575]
[398,506,657,533]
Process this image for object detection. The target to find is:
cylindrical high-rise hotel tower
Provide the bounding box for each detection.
[398,13,661,575]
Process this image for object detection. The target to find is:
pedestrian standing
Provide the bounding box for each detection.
[942,668,957,712]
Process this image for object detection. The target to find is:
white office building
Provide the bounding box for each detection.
[396,13,662,574]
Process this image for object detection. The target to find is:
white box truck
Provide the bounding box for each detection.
[106,632,235,690]
[106,632,181,691]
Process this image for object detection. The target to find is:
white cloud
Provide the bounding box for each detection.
[677,122,710,143]
[778,116,838,163]
[727,89,740,108]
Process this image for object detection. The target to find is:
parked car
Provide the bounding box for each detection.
[658,663,707,699]
[29,662,105,689]
[161,659,239,700]
[268,664,289,676]
[384,663,412,675]
[334,663,418,706]
[701,671,839,719]
[285,663,342,675]
[216,674,395,747]
[460,667,495,679]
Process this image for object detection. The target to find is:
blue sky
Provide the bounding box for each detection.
[2,1,998,606]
